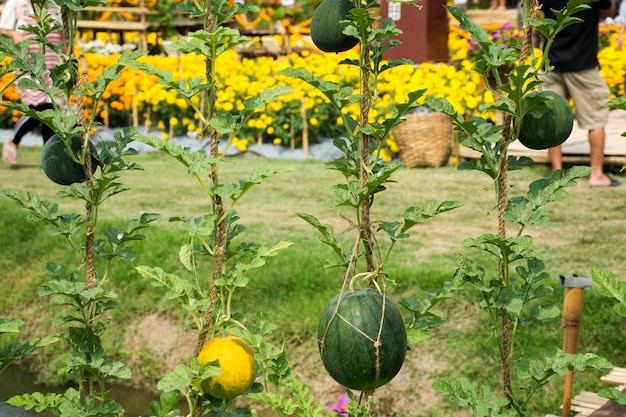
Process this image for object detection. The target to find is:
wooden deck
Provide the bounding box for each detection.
[545,367,626,417]
[464,8,520,27]
[459,109,626,167]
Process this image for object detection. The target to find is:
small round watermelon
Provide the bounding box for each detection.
[518,90,574,150]
[310,0,359,53]
[41,134,99,185]
[318,288,407,391]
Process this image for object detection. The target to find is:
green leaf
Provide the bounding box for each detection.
[401,200,463,234]
[135,266,196,304]
[280,67,352,110]
[0,318,23,333]
[134,134,219,175]
[296,212,346,266]
[516,347,613,382]
[606,96,626,111]
[7,392,63,413]
[157,365,194,392]
[598,387,626,405]
[212,167,286,202]
[592,267,626,318]
[433,376,514,417]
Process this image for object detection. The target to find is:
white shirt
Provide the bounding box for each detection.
[0,0,63,106]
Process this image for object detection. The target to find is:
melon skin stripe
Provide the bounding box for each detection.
[518,90,574,150]
[318,288,407,391]
[310,0,359,53]
[41,134,99,186]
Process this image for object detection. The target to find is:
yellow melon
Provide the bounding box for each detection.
[197,336,257,399]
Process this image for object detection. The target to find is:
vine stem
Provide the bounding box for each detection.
[359,31,376,283]
[62,4,99,400]
[194,7,223,417]
[498,0,537,403]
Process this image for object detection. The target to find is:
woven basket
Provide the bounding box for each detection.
[393,112,453,168]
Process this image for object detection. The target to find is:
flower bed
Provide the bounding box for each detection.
[1,21,624,161]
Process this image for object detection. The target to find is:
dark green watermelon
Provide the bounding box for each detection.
[310,0,359,53]
[318,288,407,390]
[518,90,574,150]
[41,134,99,185]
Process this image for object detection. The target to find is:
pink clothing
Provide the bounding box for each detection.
[0,0,63,106]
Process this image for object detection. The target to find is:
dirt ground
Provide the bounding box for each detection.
[123,312,470,417]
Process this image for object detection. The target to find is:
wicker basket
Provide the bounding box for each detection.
[393,112,453,168]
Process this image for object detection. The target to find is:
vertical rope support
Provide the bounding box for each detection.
[195,45,222,359]
[194,10,222,417]
[359,41,376,282]
[498,0,538,401]
[63,3,96,400]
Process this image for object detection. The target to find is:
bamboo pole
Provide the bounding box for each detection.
[560,275,592,417]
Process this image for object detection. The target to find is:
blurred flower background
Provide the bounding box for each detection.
[1,18,625,161]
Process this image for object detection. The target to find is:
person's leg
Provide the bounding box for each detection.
[2,115,40,166]
[588,127,612,186]
[548,146,563,170]
[563,69,615,186]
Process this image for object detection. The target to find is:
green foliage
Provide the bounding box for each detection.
[284,0,463,413]
[427,1,616,416]
[8,388,125,416]
[434,377,516,417]
[592,267,626,318]
[0,318,59,374]
[0,1,159,413]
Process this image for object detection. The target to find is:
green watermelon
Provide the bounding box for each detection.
[41,134,99,185]
[310,0,359,53]
[318,288,407,390]
[518,90,574,150]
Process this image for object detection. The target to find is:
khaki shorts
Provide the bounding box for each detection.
[541,68,610,130]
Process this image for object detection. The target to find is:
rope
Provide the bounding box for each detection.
[497,0,538,398]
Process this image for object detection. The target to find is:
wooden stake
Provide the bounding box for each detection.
[300,97,308,156]
[560,275,590,417]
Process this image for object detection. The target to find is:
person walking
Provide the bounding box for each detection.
[538,0,619,187]
[0,0,63,167]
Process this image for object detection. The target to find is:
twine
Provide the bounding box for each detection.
[498,1,538,397]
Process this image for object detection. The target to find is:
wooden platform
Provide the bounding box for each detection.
[546,367,626,417]
[464,8,519,27]
[459,109,626,167]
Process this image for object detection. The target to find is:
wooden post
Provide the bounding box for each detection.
[132,85,139,128]
[559,275,592,417]
[300,97,308,156]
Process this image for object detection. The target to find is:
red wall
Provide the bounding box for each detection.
[380,0,449,63]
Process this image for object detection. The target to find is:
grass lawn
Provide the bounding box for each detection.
[1,146,625,416]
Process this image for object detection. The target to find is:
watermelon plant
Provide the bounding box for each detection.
[117,0,338,416]
[589,96,626,407]
[425,0,614,414]
[283,0,463,412]
[0,0,160,414]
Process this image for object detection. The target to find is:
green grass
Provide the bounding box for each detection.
[1,146,625,415]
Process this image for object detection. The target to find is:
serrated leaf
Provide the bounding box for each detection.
[157,364,194,392]
[0,318,23,333]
